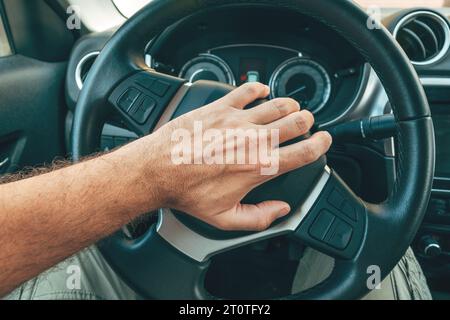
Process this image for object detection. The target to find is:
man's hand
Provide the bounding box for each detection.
[123,82,332,231]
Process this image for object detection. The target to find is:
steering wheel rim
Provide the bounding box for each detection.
[72,0,435,300]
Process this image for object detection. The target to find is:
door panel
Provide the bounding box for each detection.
[0,55,67,174]
[0,0,70,175]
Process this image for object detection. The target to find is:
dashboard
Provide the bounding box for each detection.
[147,6,365,126]
[66,5,450,197]
[65,4,450,294]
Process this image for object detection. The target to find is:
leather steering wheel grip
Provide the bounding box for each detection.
[72,0,435,299]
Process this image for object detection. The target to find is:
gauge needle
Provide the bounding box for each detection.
[287,86,306,98]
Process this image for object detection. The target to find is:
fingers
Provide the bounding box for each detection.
[265,110,315,144]
[279,131,333,173]
[219,82,270,109]
[244,98,300,124]
[211,201,291,231]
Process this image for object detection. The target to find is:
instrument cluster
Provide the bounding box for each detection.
[175,44,362,119]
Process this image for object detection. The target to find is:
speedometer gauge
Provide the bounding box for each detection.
[179,53,235,85]
[269,58,331,114]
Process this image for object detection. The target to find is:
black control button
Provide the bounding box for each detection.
[309,210,335,241]
[328,188,358,222]
[324,218,353,250]
[131,96,156,124]
[118,88,141,112]
[328,188,345,210]
[150,80,170,97]
[430,199,448,217]
[135,75,155,90]
[341,201,358,221]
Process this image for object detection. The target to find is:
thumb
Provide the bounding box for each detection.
[211,201,291,232]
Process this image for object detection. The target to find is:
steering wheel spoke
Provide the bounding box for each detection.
[98,227,212,299]
[292,169,367,260]
[108,71,186,137]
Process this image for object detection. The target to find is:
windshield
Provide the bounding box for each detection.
[112,0,450,18]
[112,0,150,17]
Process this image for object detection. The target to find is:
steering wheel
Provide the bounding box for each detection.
[72,0,435,299]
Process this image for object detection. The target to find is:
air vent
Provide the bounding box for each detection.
[75,51,100,90]
[393,11,450,65]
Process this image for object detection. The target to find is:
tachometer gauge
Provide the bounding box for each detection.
[269,58,331,114]
[179,53,235,85]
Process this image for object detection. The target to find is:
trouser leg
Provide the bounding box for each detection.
[291,247,432,300]
[4,246,140,300]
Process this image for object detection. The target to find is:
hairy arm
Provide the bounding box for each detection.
[0,145,162,296]
[0,83,332,296]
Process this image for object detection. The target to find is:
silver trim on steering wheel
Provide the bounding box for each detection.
[157,167,331,263]
[393,10,450,66]
[75,51,101,90]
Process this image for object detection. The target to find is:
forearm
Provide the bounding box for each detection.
[0,138,161,296]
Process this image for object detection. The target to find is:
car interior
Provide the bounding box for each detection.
[0,0,449,300]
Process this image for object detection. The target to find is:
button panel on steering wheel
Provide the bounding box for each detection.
[109,72,186,134]
[293,172,367,259]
